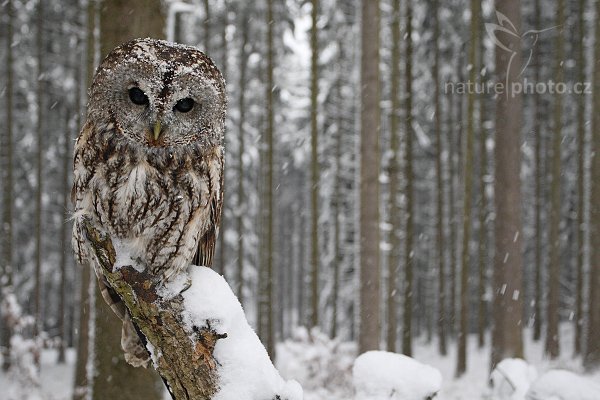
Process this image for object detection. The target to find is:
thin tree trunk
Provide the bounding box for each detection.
[265,0,276,358]
[491,0,525,370]
[532,0,543,343]
[448,90,457,339]
[331,72,343,338]
[457,0,479,377]
[387,0,401,353]
[236,8,248,304]
[477,0,488,349]
[359,0,381,354]
[546,0,564,360]
[402,0,414,357]
[433,0,446,357]
[34,0,45,342]
[1,0,15,372]
[58,108,71,364]
[310,0,320,329]
[585,0,600,371]
[203,0,211,54]
[574,0,586,356]
[73,2,96,396]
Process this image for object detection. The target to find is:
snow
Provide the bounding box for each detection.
[353,351,442,400]
[4,324,600,400]
[490,358,538,400]
[182,266,303,400]
[526,370,600,400]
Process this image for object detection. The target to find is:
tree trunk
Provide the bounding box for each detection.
[88,1,167,398]
[477,0,488,349]
[236,7,248,304]
[310,0,320,329]
[402,0,414,357]
[34,0,45,343]
[386,0,401,353]
[58,108,71,364]
[532,0,543,343]
[545,0,564,360]
[448,89,457,339]
[359,0,381,354]
[574,0,586,356]
[491,0,525,370]
[73,2,96,396]
[456,0,479,377]
[432,0,446,357]
[265,0,276,358]
[1,0,15,373]
[585,0,600,371]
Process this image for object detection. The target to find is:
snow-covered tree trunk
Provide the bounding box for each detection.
[80,219,302,400]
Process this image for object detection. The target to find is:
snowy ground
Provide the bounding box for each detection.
[1,325,599,400]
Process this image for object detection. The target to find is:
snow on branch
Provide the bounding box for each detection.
[81,219,302,400]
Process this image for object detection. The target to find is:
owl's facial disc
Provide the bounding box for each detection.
[89,38,226,149]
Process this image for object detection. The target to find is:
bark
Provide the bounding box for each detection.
[331,76,342,339]
[34,0,44,342]
[58,108,71,364]
[265,0,276,358]
[457,0,479,377]
[477,0,488,349]
[91,1,166,398]
[82,221,222,399]
[448,90,457,338]
[546,0,564,360]
[359,0,381,354]
[532,0,543,343]
[574,0,586,356]
[432,0,446,357]
[387,0,401,353]
[491,0,525,370]
[585,0,600,371]
[99,0,166,58]
[310,0,320,328]
[236,7,248,304]
[203,0,211,54]
[402,0,414,357]
[1,0,15,373]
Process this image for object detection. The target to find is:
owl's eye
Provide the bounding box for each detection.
[128,87,149,105]
[174,98,195,113]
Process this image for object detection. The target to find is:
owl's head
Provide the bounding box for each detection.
[87,38,226,148]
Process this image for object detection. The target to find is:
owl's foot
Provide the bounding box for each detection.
[156,275,192,299]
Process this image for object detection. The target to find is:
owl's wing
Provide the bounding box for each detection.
[193,154,224,268]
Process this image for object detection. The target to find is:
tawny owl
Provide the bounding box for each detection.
[72,38,226,367]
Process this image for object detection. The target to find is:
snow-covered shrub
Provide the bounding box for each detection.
[1,291,45,400]
[352,351,442,400]
[276,327,356,398]
[490,358,538,400]
[525,369,600,400]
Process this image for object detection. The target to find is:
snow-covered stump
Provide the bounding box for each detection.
[490,358,538,400]
[525,370,600,400]
[352,351,442,400]
[82,220,302,400]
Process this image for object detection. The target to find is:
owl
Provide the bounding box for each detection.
[72,38,226,367]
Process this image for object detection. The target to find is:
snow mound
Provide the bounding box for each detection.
[352,351,442,400]
[277,327,356,399]
[490,358,538,400]
[182,266,303,400]
[525,369,600,400]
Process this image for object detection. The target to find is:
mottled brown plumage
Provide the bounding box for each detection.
[72,38,226,367]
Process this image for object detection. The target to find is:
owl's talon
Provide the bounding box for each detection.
[179,278,192,293]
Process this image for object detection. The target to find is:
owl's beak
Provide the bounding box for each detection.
[153,121,163,140]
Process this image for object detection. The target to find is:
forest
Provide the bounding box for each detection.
[1,0,600,399]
